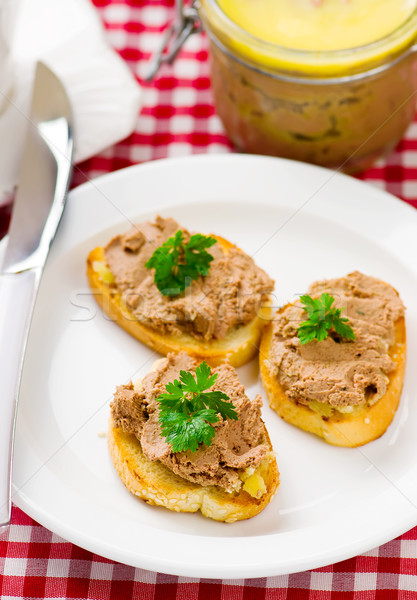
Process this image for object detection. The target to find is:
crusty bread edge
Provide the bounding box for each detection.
[259,312,406,447]
[86,236,271,367]
[107,418,280,523]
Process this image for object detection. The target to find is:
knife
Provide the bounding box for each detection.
[0,62,73,529]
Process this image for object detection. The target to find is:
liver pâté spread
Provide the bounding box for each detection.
[111,352,269,493]
[268,272,405,410]
[104,216,274,341]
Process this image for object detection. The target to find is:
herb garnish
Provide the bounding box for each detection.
[157,361,238,453]
[145,230,216,296]
[297,292,355,345]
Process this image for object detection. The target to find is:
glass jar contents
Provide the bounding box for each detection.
[199,0,417,172]
[217,0,416,53]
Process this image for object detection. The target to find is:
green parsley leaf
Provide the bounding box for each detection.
[160,410,218,453]
[297,292,356,345]
[157,361,238,453]
[145,230,216,296]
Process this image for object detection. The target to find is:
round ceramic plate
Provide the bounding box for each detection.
[11,155,417,578]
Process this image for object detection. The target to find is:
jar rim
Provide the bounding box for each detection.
[208,26,417,84]
[199,0,417,74]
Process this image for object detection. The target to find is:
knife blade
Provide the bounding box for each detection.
[0,62,73,529]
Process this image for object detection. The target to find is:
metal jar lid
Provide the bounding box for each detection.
[146,0,202,80]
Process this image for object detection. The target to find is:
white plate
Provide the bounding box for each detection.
[11,155,417,579]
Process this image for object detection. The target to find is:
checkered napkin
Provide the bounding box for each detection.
[1,507,417,597]
[1,0,417,597]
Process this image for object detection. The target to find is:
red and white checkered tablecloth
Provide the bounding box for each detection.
[1,0,417,597]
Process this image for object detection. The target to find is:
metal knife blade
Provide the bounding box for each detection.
[2,62,73,274]
[0,62,73,529]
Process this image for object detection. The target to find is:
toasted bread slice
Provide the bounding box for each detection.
[260,312,406,447]
[87,236,271,367]
[108,418,279,523]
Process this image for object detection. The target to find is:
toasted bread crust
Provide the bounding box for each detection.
[86,236,271,367]
[260,311,406,447]
[108,419,279,522]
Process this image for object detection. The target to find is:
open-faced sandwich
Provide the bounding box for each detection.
[108,352,279,522]
[87,216,274,367]
[260,271,406,447]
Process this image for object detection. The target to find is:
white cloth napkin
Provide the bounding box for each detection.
[0,0,142,205]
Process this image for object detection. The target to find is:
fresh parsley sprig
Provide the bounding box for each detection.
[145,230,216,296]
[157,361,238,453]
[297,292,355,345]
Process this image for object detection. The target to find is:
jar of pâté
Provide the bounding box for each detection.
[149,0,417,173]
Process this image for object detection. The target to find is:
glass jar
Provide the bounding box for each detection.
[151,0,417,173]
[198,0,417,172]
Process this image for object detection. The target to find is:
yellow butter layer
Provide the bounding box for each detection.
[217,0,417,52]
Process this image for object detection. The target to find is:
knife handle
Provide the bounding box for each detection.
[0,269,41,529]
